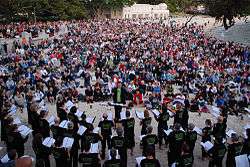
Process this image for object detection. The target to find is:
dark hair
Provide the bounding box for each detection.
[55,136,64,147]
[145,146,154,157]
[126,110,130,118]
[70,106,77,113]
[40,110,47,118]
[7,149,17,160]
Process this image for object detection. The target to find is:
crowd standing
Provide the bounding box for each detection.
[0,18,250,167]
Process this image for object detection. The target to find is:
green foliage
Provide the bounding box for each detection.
[0,0,86,22]
[204,0,250,29]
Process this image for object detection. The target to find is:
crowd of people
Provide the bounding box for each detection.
[0,21,63,39]
[0,18,249,167]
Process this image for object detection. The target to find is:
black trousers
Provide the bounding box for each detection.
[209,158,223,167]
[158,127,168,147]
[114,106,122,121]
[69,149,78,167]
[101,135,111,158]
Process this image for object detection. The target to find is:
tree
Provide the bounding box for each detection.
[0,0,86,23]
[83,0,135,18]
[204,0,250,29]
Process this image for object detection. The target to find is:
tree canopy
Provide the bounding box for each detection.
[0,0,86,22]
[204,0,250,29]
[0,0,249,30]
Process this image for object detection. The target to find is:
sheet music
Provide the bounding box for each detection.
[77,69,84,77]
[93,127,100,134]
[42,137,55,148]
[108,102,125,107]
[13,117,22,125]
[8,105,17,115]
[139,135,146,141]
[135,110,144,119]
[86,117,95,124]
[244,124,250,130]
[200,141,214,152]
[226,129,237,137]
[77,126,87,136]
[193,126,202,135]
[107,112,113,121]
[47,116,55,126]
[244,108,250,114]
[1,154,9,163]
[62,137,74,149]
[151,109,160,117]
[235,154,250,167]
[59,120,70,129]
[164,129,173,136]
[136,156,146,167]
[18,125,33,138]
[171,163,176,167]
[90,143,99,153]
[120,110,127,120]
[108,149,120,160]
[65,100,74,111]
[75,110,84,118]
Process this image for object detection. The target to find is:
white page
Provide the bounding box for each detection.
[18,125,33,137]
[109,102,125,107]
[244,124,250,130]
[93,127,100,134]
[171,163,176,167]
[200,141,214,152]
[139,135,146,141]
[243,131,247,139]
[86,117,95,124]
[20,128,33,138]
[77,126,87,136]
[62,137,74,149]
[1,154,9,163]
[107,112,113,121]
[193,126,202,135]
[135,110,144,119]
[167,110,175,117]
[164,129,173,136]
[108,149,120,160]
[47,116,55,126]
[120,110,127,120]
[65,100,74,111]
[226,129,237,137]
[136,156,146,167]
[75,110,84,118]
[13,117,22,125]
[59,120,70,129]
[244,108,250,114]
[42,137,55,148]
[235,154,249,167]
[90,143,99,153]
[151,109,160,118]
[8,105,17,115]
[18,125,28,132]
[77,69,84,77]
